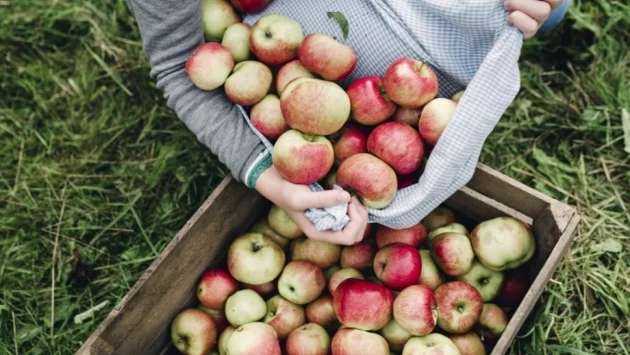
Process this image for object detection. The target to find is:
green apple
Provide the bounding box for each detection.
[418,250,446,290]
[427,222,470,241]
[221,23,251,63]
[201,0,240,42]
[170,308,217,355]
[457,260,505,302]
[402,333,460,355]
[225,289,267,327]
[470,217,536,271]
[227,232,286,285]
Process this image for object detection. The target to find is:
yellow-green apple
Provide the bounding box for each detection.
[276,59,314,95]
[242,279,277,298]
[375,222,427,248]
[333,278,394,331]
[225,322,281,355]
[428,222,470,241]
[221,23,252,63]
[331,328,390,355]
[224,60,272,106]
[470,217,536,271]
[422,207,456,232]
[429,232,474,277]
[186,42,234,91]
[328,268,364,295]
[402,334,460,355]
[290,237,341,269]
[392,284,437,336]
[451,90,464,103]
[218,325,235,355]
[201,0,240,42]
[418,98,457,146]
[449,332,486,355]
[495,272,528,307]
[322,169,337,189]
[324,265,341,281]
[336,153,397,209]
[383,58,438,108]
[280,77,351,135]
[297,33,357,81]
[264,295,306,339]
[272,129,334,184]
[227,232,286,284]
[339,239,377,271]
[225,289,267,327]
[278,260,326,305]
[198,306,230,333]
[393,106,423,128]
[373,243,422,290]
[250,14,303,66]
[346,75,396,126]
[171,308,217,354]
[229,0,270,13]
[331,122,369,166]
[418,250,446,290]
[380,319,412,352]
[477,303,508,341]
[197,268,239,310]
[250,217,290,248]
[306,294,337,327]
[367,121,424,175]
[435,281,483,334]
[286,323,331,355]
[250,94,289,141]
[457,260,505,302]
[268,204,303,240]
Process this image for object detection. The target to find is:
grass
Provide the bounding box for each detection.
[0,0,628,354]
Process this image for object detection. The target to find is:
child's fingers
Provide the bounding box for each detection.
[507,10,540,39]
[504,0,552,23]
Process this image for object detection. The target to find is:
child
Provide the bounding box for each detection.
[126,0,566,246]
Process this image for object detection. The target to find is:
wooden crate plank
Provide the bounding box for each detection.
[446,186,534,225]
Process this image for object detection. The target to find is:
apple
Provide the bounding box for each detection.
[373,243,422,290]
[171,308,217,354]
[272,130,334,185]
[250,217,290,248]
[322,169,337,189]
[346,75,396,126]
[306,294,337,327]
[242,279,277,298]
[380,319,412,352]
[275,59,314,95]
[264,295,306,339]
[340,239,377,271]
[457,260,505,302]
[250,94,289,140]
[280,77,351,135]
[221,23,252,63]
[278,260,326,305]
[290,237,341,269]
[186,42,234,91]
[224,60,272,106]
[451,90,464,103]
[328,268,364,295]
[332,122,369,166]
[286,323,330,355]
[367,122,424,175]
[198,306,230,333]
[427,222,470,241]
[333,278,394,331]
[229,0,270,13]
[201,0,240,42]
[402,334,460,355]
[429,232,475,277]
[418,250,446,290]
[422,207,456,232]
[324,265,341,281]
[392,284,437,337]
[331,328,390,355]
[449,332,486,355]
[197,268,239,310]
[478,303,509,341]
[225,322,281,355]
[383,58,438,108]
[393,106,423,128]
[297,33,357,81]
[227,232,286,284]
[470,217,536,271]
[268,204,303,240]
[218,325,235,355]
[397,170,421,190]
[418,98,458,146]
[495,272,528,307]
[336,153,397,209]
[250,14,303,65]
[375,222,427,248]
[435,281,483,334]
[225,289,267,327]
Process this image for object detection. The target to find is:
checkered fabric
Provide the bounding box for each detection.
[240,0,523,230]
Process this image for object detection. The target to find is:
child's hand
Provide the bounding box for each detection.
[255,165,369,246]
[504,0,563,39]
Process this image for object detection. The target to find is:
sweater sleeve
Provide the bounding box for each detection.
[126,0,271,186]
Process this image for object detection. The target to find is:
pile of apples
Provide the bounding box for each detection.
[170,205,536,355]
[187,2,465,209]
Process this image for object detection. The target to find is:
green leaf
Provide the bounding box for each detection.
[621,108,630,154]
[327,11,349,39]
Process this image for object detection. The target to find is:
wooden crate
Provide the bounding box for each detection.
[76,163,580,355]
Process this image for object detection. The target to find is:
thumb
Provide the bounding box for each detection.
[293,189,351,210]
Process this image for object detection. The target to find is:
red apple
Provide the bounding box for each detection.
[333,279,394,331]
[197,268,239,310]
[418,98,457,146]
[186,42,234,91]
[470,217,536,271]
[367,122,424,175]
[278,260,326,305]
[495,272,528,307]
[276,59,314,95]
[198,306,230,333]
[328,268,364,295]
[224,60,272,106]
[339,239,377,271]
[272,129,334,185]
[171,308,218,355]
[306,294,337,327]
[429,232,475,277]
[375,222,427,249]
[229,0,270,13]
[435,281,483,334]
[331,328,390,355]
[264,295,306,339]
[336,153,397,209]
[393,106,423,128]
[380,319,412,352]
[243,279,277,298]
[477,303,509,341]
[418,250,446,290]
[225,322,281,355]
[422,207,456,232]
[373,243,422,290]
[250,94,289,140]
[250,217,290,248]
[392,285,437,336]
[383,58,438,108]
[250,14,303,66]
[290,237,341,269]
[397,170,422,190]
[286,323,331,355]
[449,332,486,355]
[346,75,396,126]
[332,122,369,166]
[402,333,460,355]
[227,232,286,285]
[267,204,303,240]
[297,33,357,81]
